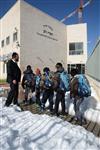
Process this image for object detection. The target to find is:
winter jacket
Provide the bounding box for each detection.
[22,69,35,89]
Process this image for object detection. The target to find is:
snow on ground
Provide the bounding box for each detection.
[0,97,100,150]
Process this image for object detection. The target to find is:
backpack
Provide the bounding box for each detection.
[36,75,41,88]
[76,74,91,97]
[59,71,70,92]
[25,73,34,87]
[44,73,53,89]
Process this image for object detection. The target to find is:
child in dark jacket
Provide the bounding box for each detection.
[35,68,41,106]
[40,67,54,113]
[54,63,70,116]
[22,65,35,104]
[70,68,91,125]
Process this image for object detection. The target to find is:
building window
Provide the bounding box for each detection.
[1,40,4,47]
[6,36,10,45]
[3,63,6,74]
[69,42,83,55]
[13,32,18,42]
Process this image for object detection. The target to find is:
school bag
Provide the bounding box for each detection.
[59,71,70,92]
[25,73,34,87]
[75,74,91,97]
[35,75,41,88]
[44,72,53,89]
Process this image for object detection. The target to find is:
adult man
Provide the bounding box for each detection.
[5,52,21,106]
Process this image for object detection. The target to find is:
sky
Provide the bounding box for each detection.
[0,0,100,56]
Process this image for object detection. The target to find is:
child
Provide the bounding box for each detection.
[22,65,35,104]
[40,67,54,113]
[54,63,70,116]
[35,68,41,106]
[70,68,91,125]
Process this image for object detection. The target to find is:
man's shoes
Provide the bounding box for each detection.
[51,111,60,117]
[4,103,9,107]
[16,103,20,107]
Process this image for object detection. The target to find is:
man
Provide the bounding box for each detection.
[54,63,70,116]
[5,52,21,106]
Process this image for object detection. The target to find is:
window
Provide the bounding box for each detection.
[69,43,75,51]
[1,40,4,47]
[69,42,83,55]
[6,36,10,45]
[3,63,6,74]
[13,32,18,42]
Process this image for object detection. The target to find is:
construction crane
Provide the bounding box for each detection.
[61,0,92,23]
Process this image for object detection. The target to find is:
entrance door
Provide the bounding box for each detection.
[68,64,85,74]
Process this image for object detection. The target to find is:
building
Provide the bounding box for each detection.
[86,38,100,99]
[86,38,100,82]
[0,0,87,80]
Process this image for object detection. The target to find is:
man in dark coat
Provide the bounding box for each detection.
[5,52,21,106]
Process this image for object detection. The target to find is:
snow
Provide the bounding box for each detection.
[0,97,100,150]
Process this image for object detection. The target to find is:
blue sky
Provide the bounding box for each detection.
[0,0,100,56]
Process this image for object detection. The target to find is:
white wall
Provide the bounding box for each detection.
[66,23,87,65]
[86,39,100,81]
[20,0,67,72]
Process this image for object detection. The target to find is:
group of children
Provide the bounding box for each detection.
[21,62,91,125]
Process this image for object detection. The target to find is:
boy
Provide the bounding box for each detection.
[22,65,35,104]
[40,67,54,113]
[35,68,41,106]
[70,68,91,125]
[54,63,70,116]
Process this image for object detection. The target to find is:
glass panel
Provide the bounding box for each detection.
[1,40,4,47]
[6,36,10,45]
[3,63,5,73]
[13,32,17,42]
[69,43,75,50]
[69,42,83,55]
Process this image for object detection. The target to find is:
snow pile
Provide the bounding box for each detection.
[0,97,100,150]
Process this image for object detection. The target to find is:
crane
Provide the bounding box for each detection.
[61,0,92,23]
